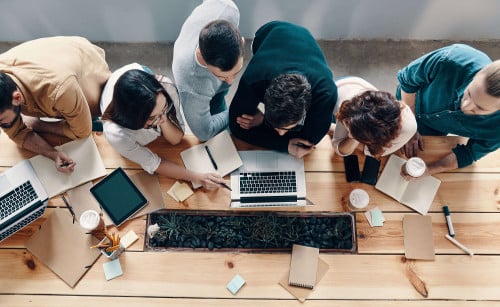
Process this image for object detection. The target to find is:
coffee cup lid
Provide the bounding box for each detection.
[79,210,100,230]
[349,189,370,209]
[406,157,426,177]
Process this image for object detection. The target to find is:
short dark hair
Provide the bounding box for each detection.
[263,74,312,128]
[104,69,171,130]
[199,20,243,71]
[336,90,402,156]
[0,72,18,112]
[484,60,500,97]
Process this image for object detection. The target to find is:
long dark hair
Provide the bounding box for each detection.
[102,69,180,130]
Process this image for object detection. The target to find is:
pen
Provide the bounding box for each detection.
[445,234,474,256]
[61,194,76,224]
[443,205,455,237]
[205,145,218,170]
[60,161,71,167]
[219,181,232,191]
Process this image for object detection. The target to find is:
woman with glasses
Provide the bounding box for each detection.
[100,63,225,189]
[332,77,417,158]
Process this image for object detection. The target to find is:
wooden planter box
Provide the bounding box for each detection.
[145,210,356,253]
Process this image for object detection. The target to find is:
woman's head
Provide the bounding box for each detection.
[106,69,173,130]
[336,90,402,156]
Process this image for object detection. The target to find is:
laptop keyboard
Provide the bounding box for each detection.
[0,181,37,220]
[239,171,297,194]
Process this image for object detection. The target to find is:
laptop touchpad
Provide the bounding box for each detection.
[0,174,11,195]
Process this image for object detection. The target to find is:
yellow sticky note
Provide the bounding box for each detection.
[120,230,139,249]
[173,182,194,202]
[167,182,181,202]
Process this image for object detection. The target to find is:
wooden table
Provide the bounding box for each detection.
[1,131,499,306]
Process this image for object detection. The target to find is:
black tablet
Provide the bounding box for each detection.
[90,168,147,226]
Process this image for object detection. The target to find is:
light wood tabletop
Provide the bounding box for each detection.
[1,131,499,306]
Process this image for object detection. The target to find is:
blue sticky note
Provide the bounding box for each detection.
[103,259,123,281]
[370,209,384,227]
[226,274,246,295]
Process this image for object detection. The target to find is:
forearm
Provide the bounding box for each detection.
[400,90,417,114]
[24,117,69,137]
[426,152,459,175]
[155,159,202,183]
[160,118,184,145]
[23,131,59,161]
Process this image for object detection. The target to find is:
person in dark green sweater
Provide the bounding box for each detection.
[397,44,500,176]
[229,21,337,158]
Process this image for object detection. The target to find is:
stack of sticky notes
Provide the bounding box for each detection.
[227,274,246,295]
[167,181,194,202]
[364,207,385,227]
[103,259,123,281]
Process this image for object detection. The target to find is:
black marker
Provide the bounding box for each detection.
[219,182,232,191]
[60,161,71,167]
[205,145,218,170]
[443,205,455,237]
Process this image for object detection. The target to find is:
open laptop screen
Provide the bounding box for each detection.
[90,168,147,226]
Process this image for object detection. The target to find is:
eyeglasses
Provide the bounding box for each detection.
[146,92,174,126]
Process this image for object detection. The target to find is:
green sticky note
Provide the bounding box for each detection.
[227,274,246,295]
[370,209,384,227]
[103,258,123,281]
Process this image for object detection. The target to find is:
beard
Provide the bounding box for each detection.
[0,105,21,128]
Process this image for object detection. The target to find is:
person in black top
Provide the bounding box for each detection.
[229,21,338,158]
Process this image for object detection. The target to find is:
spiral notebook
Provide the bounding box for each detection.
[288,244,319,289]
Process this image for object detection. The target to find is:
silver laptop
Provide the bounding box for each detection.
[0,160,49,242]
[230,150,307,208]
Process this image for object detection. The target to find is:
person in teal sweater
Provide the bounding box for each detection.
[229,21,337,158]
[397,44,500,176]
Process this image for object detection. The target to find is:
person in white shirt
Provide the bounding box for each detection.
[332,77,417,158]
[100,63,225,189]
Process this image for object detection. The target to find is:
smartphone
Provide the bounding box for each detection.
[343,155,361,182]
[361,156,381,185]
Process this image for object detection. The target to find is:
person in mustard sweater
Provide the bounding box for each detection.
[0,36,110,173]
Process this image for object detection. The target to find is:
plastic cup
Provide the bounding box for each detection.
[405,157,426,178]
[348,189,370,211]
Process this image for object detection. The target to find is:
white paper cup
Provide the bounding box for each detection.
[348,189,370,210]
[405,157,426,178]
[79,210,101,231]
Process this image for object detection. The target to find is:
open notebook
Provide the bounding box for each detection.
[181,130,242,188]
[375,155,441,215]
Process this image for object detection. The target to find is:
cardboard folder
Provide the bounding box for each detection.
[25,209,101,288]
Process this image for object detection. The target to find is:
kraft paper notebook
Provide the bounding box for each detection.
[403,214,435,260]
[28,136,106,198]
[66,171,165,227]
[180,130,242,188]
[25,209,101,288]
[288,244,319,289]
[375,155,441,215]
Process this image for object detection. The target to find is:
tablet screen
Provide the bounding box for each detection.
[90,168,147,226]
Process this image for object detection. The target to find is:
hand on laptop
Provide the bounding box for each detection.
[55,151,75,173]
[288,138,315,158]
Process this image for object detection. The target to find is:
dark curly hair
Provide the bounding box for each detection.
[484,60,500,97]
[336,90,402,156]
[263,73,312,128]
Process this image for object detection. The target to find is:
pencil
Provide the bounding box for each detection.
[219,182,232,191]
[445,234,474,256]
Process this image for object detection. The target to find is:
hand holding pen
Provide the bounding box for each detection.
[55,151,75,173]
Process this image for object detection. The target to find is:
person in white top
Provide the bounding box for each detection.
[332,77,417,158]
[100,63,225,189]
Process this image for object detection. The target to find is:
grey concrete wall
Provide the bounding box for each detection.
[1,0,499,42]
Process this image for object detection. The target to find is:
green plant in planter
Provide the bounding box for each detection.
[157,213,181,240]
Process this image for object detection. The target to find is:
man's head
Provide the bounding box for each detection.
[263,74,312,136]
[0,72,22,128]
[336,90,402,156]
[461,60,500,115]
[199,20,244,84]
